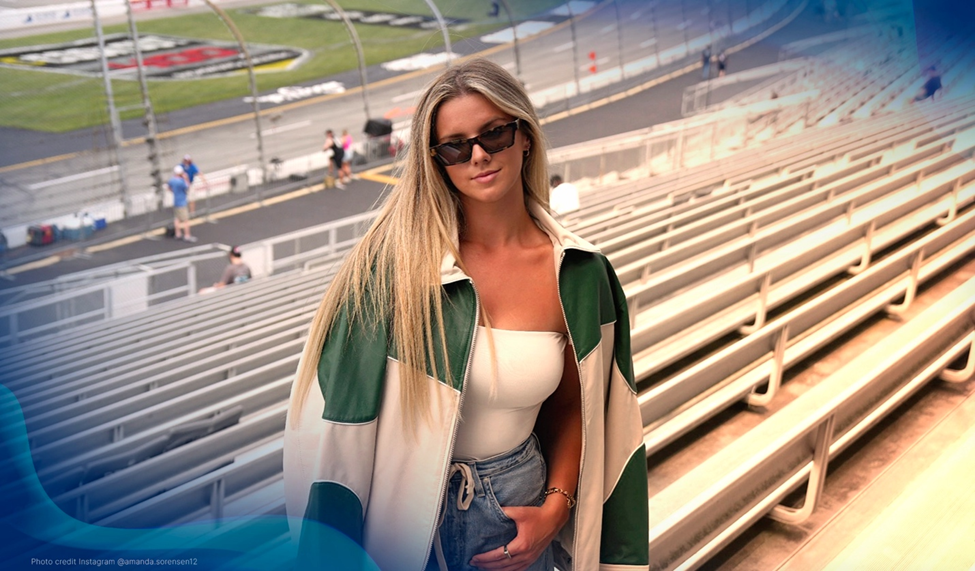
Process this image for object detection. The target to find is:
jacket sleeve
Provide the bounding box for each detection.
[284,299,389,557]
[600,257,650,569]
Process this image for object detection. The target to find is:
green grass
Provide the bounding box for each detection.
[0,0,563,133]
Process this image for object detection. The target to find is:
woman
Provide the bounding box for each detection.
[285,59,648,571]
[323,129,345,188]
[341,128,354,184]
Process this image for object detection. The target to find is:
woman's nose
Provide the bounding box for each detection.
[470,142,491,163]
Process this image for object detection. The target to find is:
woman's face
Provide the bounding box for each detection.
[433,93,530,208]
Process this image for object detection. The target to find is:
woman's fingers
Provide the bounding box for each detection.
[468,544,524,570]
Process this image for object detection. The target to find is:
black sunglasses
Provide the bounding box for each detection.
[429,119,520,166]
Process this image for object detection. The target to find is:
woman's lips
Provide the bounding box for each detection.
[472,169,499,183]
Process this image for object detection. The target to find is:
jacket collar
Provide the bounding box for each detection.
[439,201,598,285]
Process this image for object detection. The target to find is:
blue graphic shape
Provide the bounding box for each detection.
[0,384,377,570]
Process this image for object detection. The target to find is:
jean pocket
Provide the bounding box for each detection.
[483,453,546,522]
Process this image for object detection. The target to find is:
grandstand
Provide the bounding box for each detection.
[2,3,975,570]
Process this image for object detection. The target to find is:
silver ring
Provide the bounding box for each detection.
[503,544,512,559]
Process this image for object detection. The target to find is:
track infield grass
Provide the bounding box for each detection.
[0,0,564,133]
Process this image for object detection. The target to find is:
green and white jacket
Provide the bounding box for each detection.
[284,204,649,571]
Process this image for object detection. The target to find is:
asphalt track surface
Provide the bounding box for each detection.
[0,0,846,288]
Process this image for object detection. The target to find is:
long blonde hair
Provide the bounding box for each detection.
[288,58,551,428]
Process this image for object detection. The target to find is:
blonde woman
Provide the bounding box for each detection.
[285,59,648,571]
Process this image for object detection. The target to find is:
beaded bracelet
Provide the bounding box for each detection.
[543,487,577,509]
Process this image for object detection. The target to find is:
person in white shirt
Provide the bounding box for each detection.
[548,175,579,215]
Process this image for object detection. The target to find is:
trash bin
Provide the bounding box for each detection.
[231,172,249,193]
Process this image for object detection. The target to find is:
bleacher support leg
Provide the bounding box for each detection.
[740,273,772,334]
[768,414,835,525]
[935,178,961,227]
[886,249,924,320]
[747,325,789,408]
[76,494,89,523]
[210,478,225,520]
[747,242,759,272]
[940,332,975,383]
[848,221,875,275]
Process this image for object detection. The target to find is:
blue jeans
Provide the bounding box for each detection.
[428,434,555,570]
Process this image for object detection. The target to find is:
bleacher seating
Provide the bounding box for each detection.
[4,71,974,571]
[649,273,975,569]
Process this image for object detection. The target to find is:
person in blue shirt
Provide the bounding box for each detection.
[167,165,197,242]
[181,154,209,216]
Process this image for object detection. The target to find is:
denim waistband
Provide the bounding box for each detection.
[446,434,540,513]
[453,433,540,477]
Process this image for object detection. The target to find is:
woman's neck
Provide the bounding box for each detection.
[460,198,538,249]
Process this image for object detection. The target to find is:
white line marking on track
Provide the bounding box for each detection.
[28,165,119,191]
[250,120,312,138]
[392,89,425,103]
[553,41,574,53]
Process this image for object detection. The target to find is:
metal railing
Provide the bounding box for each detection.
[0,210,376,348]
[548,90,820,191]
[681,58,814,116]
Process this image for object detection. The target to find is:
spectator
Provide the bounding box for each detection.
[180,155,209,216]
[340,129,354,184]
[549,174,580,215]
[914,65,942,102]
[702,45,712,79]
[167,165,197,243]
[215,246,251,288]
[717,50,727,77]
[323,129,344,189]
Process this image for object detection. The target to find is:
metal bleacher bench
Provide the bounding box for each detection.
[648,274,975,570]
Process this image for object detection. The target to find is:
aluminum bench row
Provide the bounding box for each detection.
[648,273,975,570]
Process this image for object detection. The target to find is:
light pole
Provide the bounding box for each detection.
[422,0,454,67]
[200,0,269,200]
[567,1,581,97]
[122,0,163,230]
[613,0,625,79]
[496,0,521,80]
[323,0,370,120]
[90,0,129,217]
[650,0,660,65]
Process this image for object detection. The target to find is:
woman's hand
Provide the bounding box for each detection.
[469,497,569,570]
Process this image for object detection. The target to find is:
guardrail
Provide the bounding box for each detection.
[681,59,814,116]
[0,209,376,348]
[0,244,223,307]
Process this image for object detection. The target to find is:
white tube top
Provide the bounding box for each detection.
[453,326,567,461]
